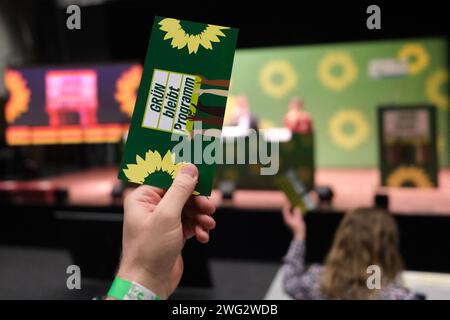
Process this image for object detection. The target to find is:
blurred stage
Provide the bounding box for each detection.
[1,167,450,215]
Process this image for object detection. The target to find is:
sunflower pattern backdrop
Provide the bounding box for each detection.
[226,38,449,168]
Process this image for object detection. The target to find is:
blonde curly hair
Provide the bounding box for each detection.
[321,208,404,299]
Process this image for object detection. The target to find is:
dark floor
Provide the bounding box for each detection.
[0,246,279,300]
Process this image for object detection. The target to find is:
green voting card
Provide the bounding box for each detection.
[119,17,238,195]
[275,169,316,213]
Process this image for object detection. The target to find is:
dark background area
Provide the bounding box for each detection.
[0,0,448,65]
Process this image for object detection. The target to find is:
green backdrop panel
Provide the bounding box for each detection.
[228,38,448,168]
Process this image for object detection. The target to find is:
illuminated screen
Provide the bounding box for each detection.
[4,63,142,145]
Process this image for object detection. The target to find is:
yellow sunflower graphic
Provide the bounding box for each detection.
[398,43,430,75]
[386,166,434,188]
[4,70,31,123]
[426,69,448,109]
[259,60,298,98]
[159,18,229,54]
[318,52,357,91]
[115,65,143,117]
[329,109,369,149]
[123,150,185,184]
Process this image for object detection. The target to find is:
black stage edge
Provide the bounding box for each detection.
[1,202,450,281]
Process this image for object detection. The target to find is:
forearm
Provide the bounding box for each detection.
[283,239,306,278]
[283,239,310,299]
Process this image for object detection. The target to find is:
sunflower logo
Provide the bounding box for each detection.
[386,166,434,188]
[426,69,448,109]
[4,70,31,123]
[159,18,229,54]
[123,150,185,184]
[398,43,430,75]
[318,52,357,91]
[115,65,143,117]
[259,60,298,98]
[329,109,369,149]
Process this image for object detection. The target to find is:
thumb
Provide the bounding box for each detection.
[156,163,199,218]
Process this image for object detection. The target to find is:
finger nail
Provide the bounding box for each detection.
[180,164,198,178]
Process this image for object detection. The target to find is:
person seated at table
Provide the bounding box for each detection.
[229,95,259,131]
[282,205,417,299]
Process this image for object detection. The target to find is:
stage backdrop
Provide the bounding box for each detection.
[226,37,449,168]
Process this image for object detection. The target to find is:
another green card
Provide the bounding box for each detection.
[275,169,316,213]
[119,17,238,195]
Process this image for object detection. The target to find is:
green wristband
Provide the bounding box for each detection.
[107,277,161,300]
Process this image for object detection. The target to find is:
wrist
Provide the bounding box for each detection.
[107,276,161,300]
[115,266,168,300]
[293,231,305,241]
